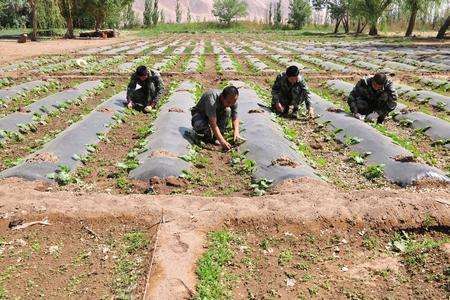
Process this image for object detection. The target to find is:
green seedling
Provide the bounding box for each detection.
[348,152,365,165]
[230,150,255,174]
[278,249,293,266]
[250,178,272,196]
[344,135,362,146]
[363,164,384,180]
[47,164,73,185]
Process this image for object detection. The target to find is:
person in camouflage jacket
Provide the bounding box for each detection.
[271,65,314,118]
[348,73,397,124]
[126,65,164,113]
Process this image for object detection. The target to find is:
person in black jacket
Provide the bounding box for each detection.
[271,65,314,118]
[348,73,397,124]
[126,65,164,113]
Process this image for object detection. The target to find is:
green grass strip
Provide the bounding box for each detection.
[195,230,233,299]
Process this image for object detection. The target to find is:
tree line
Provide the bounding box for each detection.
[0,0,448,38]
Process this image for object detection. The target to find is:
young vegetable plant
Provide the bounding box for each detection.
[363,164,385,180]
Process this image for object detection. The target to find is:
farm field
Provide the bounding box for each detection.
[0,33,449,299]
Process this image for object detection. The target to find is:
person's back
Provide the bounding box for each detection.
[191,89,222,118]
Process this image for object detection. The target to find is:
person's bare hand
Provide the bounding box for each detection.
[221,140,232,151]
[275,102,284,113]
[127,101,133,109]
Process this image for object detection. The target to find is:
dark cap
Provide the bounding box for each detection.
[286,65,300,77]
[136,65,149,77]
[373,73,387,85]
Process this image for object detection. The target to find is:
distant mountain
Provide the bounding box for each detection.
[133,0,289,23]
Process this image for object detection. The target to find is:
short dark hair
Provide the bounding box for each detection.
[136,65,148,77]
[373,73,387,85]
[286,65,299,77]
[222,86,239,99]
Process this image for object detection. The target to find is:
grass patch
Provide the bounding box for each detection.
[195,230,234,299]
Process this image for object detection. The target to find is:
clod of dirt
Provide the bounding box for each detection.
[392,154,415,162]
[8,219,23,229]
[150,150,178,158]
[149,176,162,185]
[168,107,184,113]
[165,176,186,187]
[326,107,345,113]
[270,156,299,168]
[248,109,265,114]
[18,106,30,113]
[310,140,323,150]
[26,152,59,163]
[441,243,450,258]
[400,107,416,113]
[98,107,114,114]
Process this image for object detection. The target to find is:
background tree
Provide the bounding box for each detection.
[143,0,153,26]
[0,0,29,29]
[268,1,273,25]
[175,0,182,23]
[436,14,449,38]
[27,0,37,40]
[83,0,132,31]
[160,8,164,23]
[313,0,349,33]
[186,5,191,23]
[122,2,138,28]
[354,0,393,35]
[152,0,159,25]
[57,0,75,38]
[274,0,282,27]
[288,0,312,29]
[212,0,248,26]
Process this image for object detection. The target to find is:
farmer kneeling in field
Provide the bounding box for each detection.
[191,86,243,151]
[126,65,164,113]
[348,73,397,124]
[271,65,314,119]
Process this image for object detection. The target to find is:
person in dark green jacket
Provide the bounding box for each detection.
[126,66,164,113]
[271,65,314,118]
[348,73,397,124]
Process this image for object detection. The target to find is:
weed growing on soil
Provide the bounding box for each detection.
[0,77,12,89]
[112,230,151,297]
[363,164,385,179]
[195,230,234,299]
[197,55,206,72]
[389,231,449,267]
[230,150,256,174]
[47,165,76,185]
[250,178,272,196]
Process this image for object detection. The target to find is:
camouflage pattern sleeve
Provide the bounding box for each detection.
[152,72,165,104]
[126,74,137,100]
[348,79,365,113]
[271,74,283,104]
[299,77,311,110]
[384,79,398,110]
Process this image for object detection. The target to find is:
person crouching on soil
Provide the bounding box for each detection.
[191,86,244,151]
[348,72,398,124]
[126,65,164,113]
[271,65,315,119]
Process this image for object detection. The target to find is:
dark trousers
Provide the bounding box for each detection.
[129,89,149,108]
[191,110,230,143]
[349,98,392,123]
